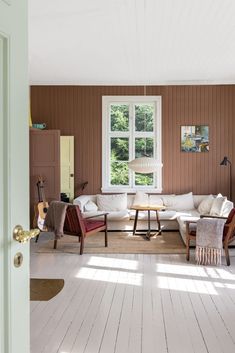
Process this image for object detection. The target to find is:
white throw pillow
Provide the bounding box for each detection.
[222,200,234,217]
[84,200,98,212]
[198,195,214,215]
[210,194,227,216]
[162,195,175,208]
[163,192,194,211]
[97,193,127,211]
[148,195,164,207]
[132,191,149,207]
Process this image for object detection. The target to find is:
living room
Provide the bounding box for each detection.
[1,1,235,353]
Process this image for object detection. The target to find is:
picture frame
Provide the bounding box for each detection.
[181,125,209,152]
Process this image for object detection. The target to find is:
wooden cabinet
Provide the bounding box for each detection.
[30,129,61,225]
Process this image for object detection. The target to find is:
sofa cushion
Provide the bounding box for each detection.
[130,209,180,221]
[210,195,227,216]
[127,194,135,208]
[83,210,130,222]
[73,195,96,212]
[129,210,157,220]
[84,200,98,212]
[148,195,164,206]
[161,195,175,208]
[193,195,209,208]
[85,220,105,232]
[197,195,214,215]
[133,191,149,207]
[106,211,130,221]
[222,201,234,217]
[158,210,186,220]
[97,193,127,211]
[163,192,194,211]
[177,210,201,233]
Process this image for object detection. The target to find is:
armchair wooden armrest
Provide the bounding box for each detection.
[200,214,227,219]
[85,212,108,220]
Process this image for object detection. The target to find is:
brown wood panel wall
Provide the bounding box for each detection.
[30,129,61,225]
[30,85,235,202]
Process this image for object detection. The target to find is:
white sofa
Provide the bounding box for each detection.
[73,193,234,244]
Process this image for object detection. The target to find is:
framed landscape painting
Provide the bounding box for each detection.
[181,125,209,152]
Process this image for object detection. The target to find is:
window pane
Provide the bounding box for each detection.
[110,104,129,131]
[135,138,154,158]
[111,162,129,185]
[111,137,129,161]
[135,173,154,186]
[135,104,154,132]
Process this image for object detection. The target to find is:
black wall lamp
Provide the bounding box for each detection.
[220,156,232,200]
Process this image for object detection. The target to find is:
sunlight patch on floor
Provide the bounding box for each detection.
[157,275,218,295]
[87,256,139,270]
[215,268,235,280]
[214,282,235,289]
[76,267,143,286]
[156,263,208,277]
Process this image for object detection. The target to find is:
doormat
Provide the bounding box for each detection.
[35,231,186,254]
[30,278,64,301]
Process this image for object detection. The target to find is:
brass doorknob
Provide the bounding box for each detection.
[13,225,40,243]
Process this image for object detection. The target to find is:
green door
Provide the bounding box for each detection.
[0,0,29,352]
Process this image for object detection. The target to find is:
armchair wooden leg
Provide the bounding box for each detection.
[105,228,108,247]
[80,235,84,255]
[224,244,230,266]
[54,239,57,249]
[35,233,40,243]
[186,237,190,261]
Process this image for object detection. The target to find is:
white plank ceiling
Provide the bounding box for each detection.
[29,0,235,85]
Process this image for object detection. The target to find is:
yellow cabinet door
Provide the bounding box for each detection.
[60,136,74,201]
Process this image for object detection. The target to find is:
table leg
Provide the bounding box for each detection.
[133,210,139,235]
[156,211,161,235]
[145,210,151,240]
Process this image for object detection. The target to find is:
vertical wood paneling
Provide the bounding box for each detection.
[30,85,235,201]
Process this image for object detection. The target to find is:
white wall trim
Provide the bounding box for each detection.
[30,79,235,86]
[102,96,162,193]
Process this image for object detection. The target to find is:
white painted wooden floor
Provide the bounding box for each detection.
[30,249,235,353]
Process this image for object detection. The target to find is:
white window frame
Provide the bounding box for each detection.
[102,96,162,193]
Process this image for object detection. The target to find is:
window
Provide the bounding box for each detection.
[102,96,162,193]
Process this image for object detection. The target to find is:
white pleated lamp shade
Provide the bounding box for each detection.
[128,157,162,173]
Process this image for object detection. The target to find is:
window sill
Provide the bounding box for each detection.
[101,187,163,194]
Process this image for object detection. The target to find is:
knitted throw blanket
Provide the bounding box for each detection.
[195,218,226,265]
[44,201,69,239]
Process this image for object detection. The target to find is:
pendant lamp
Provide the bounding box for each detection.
[128,157,161,173]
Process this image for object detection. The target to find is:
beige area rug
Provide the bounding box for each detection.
[30,279,64,301]
[35,231,186,254]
